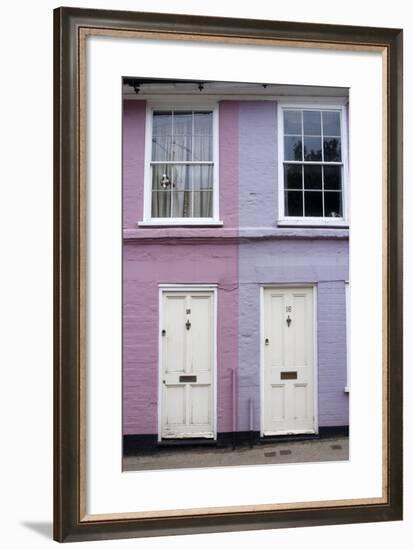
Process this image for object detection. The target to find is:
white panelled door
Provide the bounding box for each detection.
[160,290,215,439]
[263,287,316,435]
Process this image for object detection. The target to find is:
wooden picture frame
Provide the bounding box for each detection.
[53,6,403,542]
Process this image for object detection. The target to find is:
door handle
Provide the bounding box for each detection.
[286,315,292,327]
[185,319,191,330]
[265,338,269,345]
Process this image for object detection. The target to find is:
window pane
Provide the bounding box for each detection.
[304,165,322,189]
[193,191,213,217]
[192,165,213,191]
[171,164,191,192]
[284,110,302,134]
[171,164,192,217]
[304,137,322,161]
[323,137,341,162]
[152,164,191,193]
[152,191,171,217]
[304,191,323,216]
[152,136,172,161]
[153,111,172,135]
[284,136,302,161]
[285,191,303,216]
[303,111,321,135]
[322,111,341,136]
[284,164,302,189]
[152,112,172,161]
[194,112,212,135]
[152,164,172,191]
[173,112,192,135]
[193,136,212,161]
[172,191,192,217]
[172,135,192,161]
[324,192,343,217]
[324,165,342,190]
[151,164,214,218]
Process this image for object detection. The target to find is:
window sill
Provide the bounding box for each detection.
[138,220,224,228]
[278,218,349,228]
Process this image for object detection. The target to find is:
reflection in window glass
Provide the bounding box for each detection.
[284,110,302,134]
[304,137,322,161]
[285,191,303,217]
[324,192,343,218]
[303,111,321,135]
[304,191,323,217]
[304,165,322,189]
[324,165,342,190]
[282,108,344,219]
[284,164,303,189]
[322,111,341,136]
[323,137,341,162]
[284,136,302,161]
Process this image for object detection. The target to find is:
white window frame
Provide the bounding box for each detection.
[277,100,349,227]
[139,100,221,226]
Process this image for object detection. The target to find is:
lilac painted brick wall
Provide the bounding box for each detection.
[238,101,349,430]
[239,101,278,227]
[237,238,349,431]
[317,281,349,426]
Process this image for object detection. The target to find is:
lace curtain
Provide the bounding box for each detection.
[151,111,214,218]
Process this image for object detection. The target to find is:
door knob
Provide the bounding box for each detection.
[286,315,292,327]
[185,319,191,330]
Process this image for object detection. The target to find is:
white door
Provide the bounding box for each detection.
[263,287,316,435]
[160,290,215,439]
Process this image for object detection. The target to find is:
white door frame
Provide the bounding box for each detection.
[157,284,218,442]
[259,284,319,437]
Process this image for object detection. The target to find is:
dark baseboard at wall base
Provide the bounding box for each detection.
[319,425,349,438]
[123,426,349,455]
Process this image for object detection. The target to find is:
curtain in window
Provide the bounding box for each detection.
[151,111,213,218]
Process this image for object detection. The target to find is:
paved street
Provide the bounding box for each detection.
[123,436,349,471]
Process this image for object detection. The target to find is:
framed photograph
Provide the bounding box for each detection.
[53,6,403,542]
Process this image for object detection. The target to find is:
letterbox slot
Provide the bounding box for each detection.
[179,375,197,383]
[280,371,298,380]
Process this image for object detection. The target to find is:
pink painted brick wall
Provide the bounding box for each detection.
[123,100,146,228]
[122,101,240,435]
[219,101,239,228]
[122,242,238,434]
